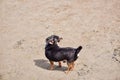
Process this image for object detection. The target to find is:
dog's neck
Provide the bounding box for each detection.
[45,43,59,50]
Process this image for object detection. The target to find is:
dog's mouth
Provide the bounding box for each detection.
[49,40,54,44]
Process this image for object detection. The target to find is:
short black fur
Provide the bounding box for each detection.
[45,35,82,63]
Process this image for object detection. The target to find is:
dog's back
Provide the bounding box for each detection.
[45,44,82,62]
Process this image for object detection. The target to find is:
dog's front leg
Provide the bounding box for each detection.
[49,61,54,70]
[58,61,62,67]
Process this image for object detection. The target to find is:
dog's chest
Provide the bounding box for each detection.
[45,50,54,58]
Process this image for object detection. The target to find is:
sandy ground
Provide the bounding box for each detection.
[0,0,120,80]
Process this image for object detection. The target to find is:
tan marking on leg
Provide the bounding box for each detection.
[65,62,73,74]
[58,61,62,67]
[49,61,54,70]
[70,62,75,71]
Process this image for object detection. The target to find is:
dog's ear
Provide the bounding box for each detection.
[59,37,63,40]
[58,37,63,42]
[46,38,49,43]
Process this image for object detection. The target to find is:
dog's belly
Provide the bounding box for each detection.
[47,56,65,62]
[45,52,65,62]
[51,57,65,62]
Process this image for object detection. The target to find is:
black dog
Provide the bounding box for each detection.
[45,35,82,73]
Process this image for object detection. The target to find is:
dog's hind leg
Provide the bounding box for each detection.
[70,62,75,71]
[58,61,62,67]
[49,61,54,70]
[65,62,73,74]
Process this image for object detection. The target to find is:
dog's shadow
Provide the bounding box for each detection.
[34,59,67,71]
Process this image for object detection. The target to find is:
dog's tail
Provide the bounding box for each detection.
[75,46,82,57]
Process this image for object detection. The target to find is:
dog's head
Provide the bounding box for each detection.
[46,35,63,45]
